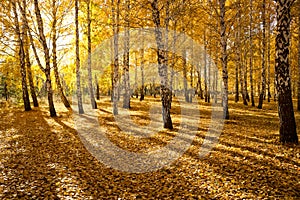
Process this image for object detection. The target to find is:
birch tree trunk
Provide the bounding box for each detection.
[234,30,239,103]
[33,0,57,116]
[219,0,229,119]
[52,0,70,109]
[275,0,298,144]
[23,26,38,107]
[75,0,84,114]
[249,0,255,106]
[140,31,145,101]
[112,0,120,115]
[12,1,31,112]
[87,0,97,109]
[267,4,271,103]
[123,0,131,108]
[151,0,173,129]
[258,0,267,109]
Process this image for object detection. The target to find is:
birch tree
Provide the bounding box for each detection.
[275,0,298,144]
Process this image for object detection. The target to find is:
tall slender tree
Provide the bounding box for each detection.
[219,0,229,119]
[23,22,38,107]
[151,0,173,129]
[123,0,131,108]
[12,1,31,112]
[52,0,71,109]
[87,0,97,109]
[112,0,120,115]
[258,0,267,109]
[75,0,84,114]
[33,0,57,116]
[249,0,255,106]
[275,0,298,144]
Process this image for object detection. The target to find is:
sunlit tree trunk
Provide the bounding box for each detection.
[34,0,57,116]
[258,0,266,109]
[151,0,173,129]
[52,0,70,109]
[12,1,31,112]
[123,0,130,108]
[87,0,97,109]
[219,0,229,119]
[112,0,120,115]
[75,0,84,114]
[275,0,298,144]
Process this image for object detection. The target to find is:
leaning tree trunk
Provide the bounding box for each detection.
[151,0,173,129]
[12,1,31,111]
[258,0,267,109]
[87,0,97,109]
[275,0,298,144]
[220,0,229,119]
[75,0,84,114]
[33,0,56,116]
[52,0,70,109]
[24,27,38,107]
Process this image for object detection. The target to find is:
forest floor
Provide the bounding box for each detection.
[0,96,299,199]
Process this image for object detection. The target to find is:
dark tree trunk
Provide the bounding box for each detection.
[275,0,298,144]
[95,74,100,100]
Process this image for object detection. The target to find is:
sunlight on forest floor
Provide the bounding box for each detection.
[0,96,299,199]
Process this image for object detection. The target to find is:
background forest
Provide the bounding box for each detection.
[0,0,299,199]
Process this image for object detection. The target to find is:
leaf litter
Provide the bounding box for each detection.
[0,96,299,199]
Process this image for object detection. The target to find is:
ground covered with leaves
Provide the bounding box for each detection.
[0,96,299,199]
